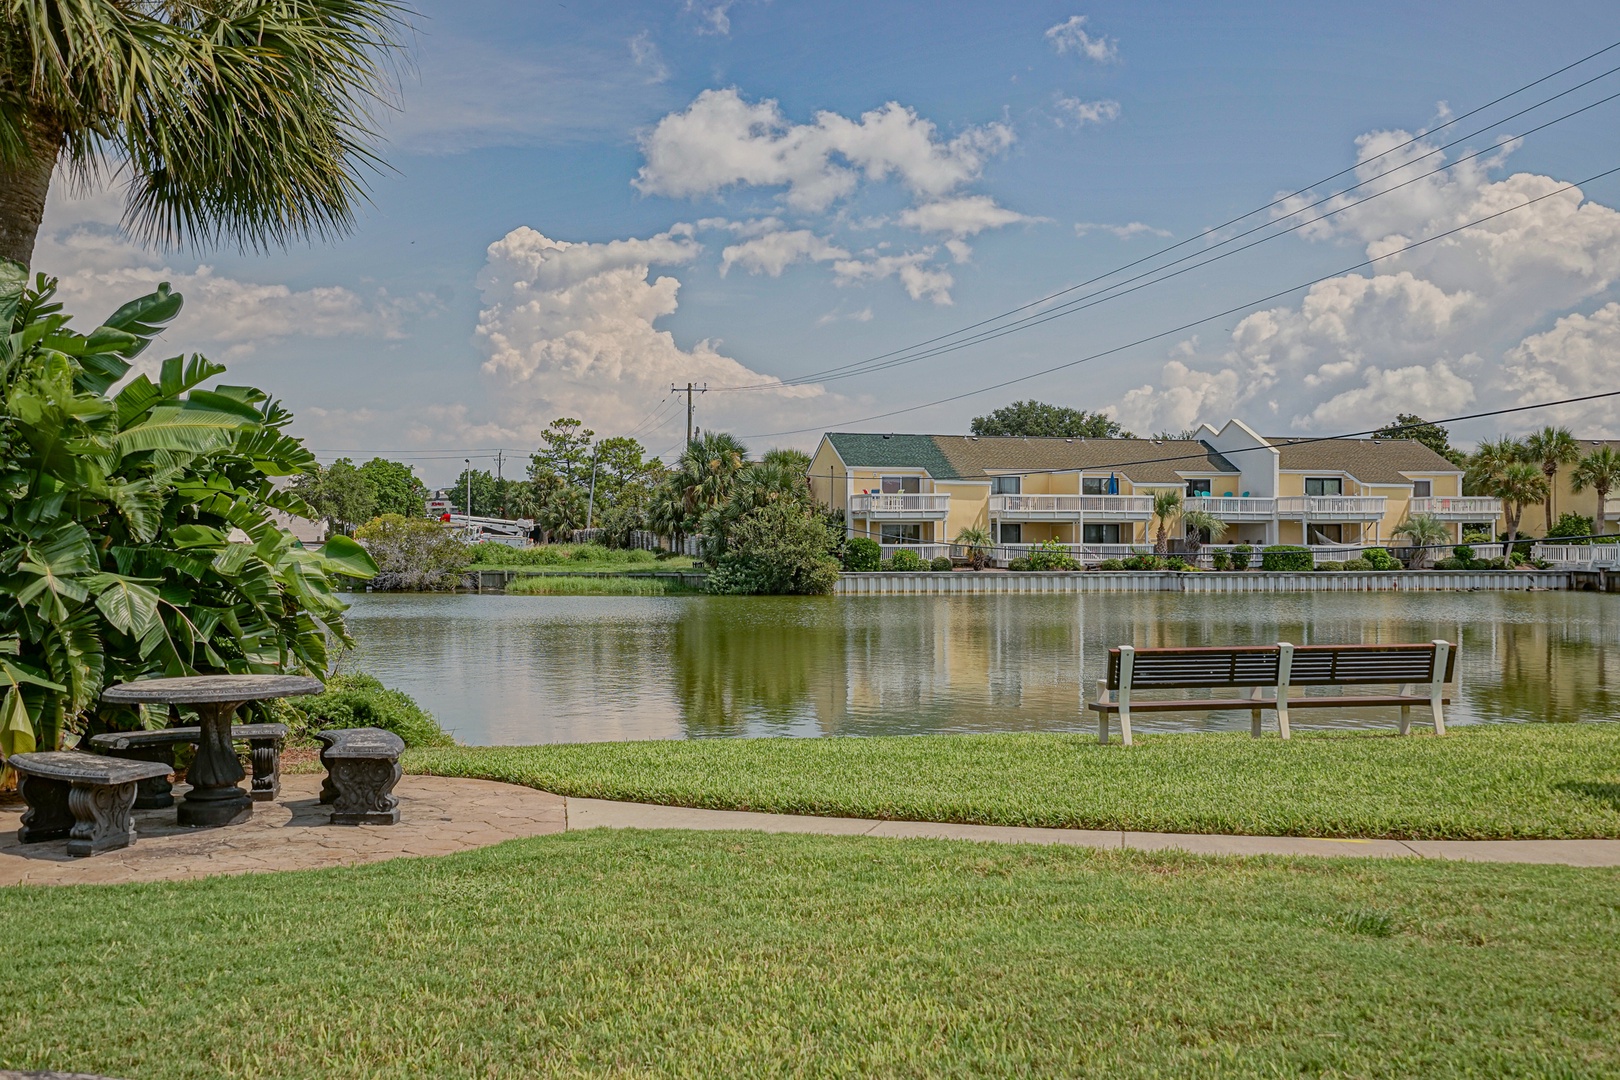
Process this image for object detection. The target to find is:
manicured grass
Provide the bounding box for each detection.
[505,575,699,596]
[408,723,1620,840]
[3,830,1617,1078]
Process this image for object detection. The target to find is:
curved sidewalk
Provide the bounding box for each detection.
[566,798,1620,867]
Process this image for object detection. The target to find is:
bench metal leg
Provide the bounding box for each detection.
[1095,679,1111,745]
[16,774,74,844]
[327,758,402,825]
[1398,684,1413,735]
[248,738,282,802]
[1249,686,1264,738]
[66,780,140,857]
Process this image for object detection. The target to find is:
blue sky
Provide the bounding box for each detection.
[37,0,1620,483]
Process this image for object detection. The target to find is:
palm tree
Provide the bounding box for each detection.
[1151,490,1183,554]
[1178,509,1228,552]
[0,1,405,267]
[677,431,750,527]
[1524,426,1580,532]
[1492,462,1550,545]
[1392,513,1450,568]
[1464,436,1528,496]
[1571,446,1620,539]
[953,526,992,570]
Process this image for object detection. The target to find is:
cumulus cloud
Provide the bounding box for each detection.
[475,226,832,441]
[634,88,1015,211]
[1045,15,1118,62]
[1052,96,1120,128]
[897,195,1035,237]
[1109,131,1620,439]
[1076,220,1171,239]
[35,183,417,364]
[720,229,849,276]
[833,250,954,305]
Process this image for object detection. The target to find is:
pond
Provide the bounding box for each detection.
[341,592,1620,746]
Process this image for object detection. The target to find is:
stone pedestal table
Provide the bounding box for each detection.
[100,675,322,827]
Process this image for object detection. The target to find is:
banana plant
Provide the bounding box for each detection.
[0,267,377,757]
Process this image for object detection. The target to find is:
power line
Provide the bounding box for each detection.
[717,62,1620,392]
[739,161,1620,439]
[709,38,1620,393]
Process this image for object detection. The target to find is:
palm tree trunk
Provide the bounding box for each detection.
[1543,466,1556,534]
[1598,483,1610,539]
[0,117,61,268]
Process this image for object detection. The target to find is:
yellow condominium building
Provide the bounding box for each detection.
[809,419,1497,562]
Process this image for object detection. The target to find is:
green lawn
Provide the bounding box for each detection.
[407,723,1620,840]
[2,830,1617,1078]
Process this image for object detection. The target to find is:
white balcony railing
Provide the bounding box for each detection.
[1534,543,1620,567]
[1409,496,1502,519]
[1274,495,1387,520]
[877,542,954,563]
[1183,496,1276,520]
[850,493,951,518]
[991,543,1149,566]
[989,494,1153,519]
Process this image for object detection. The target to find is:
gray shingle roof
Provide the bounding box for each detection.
[1266,437,1461,484]
[824,433,1238,483]
[824,433,964,478]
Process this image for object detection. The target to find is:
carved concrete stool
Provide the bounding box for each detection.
[90,722,289,807]
[316,727,405,825]
[10,751,173,856]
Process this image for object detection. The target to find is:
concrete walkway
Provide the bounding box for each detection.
[567,798,1620,867]
[4,775,1618,887]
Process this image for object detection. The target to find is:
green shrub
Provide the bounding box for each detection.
[1547,512,1595,544]
[1210,551,1232,571]
[355,514,471,591]
[706,501,840,595]
[627,549,656,564]
[1480,557,1508,570]
[1098,558,1125,571]
[1316,561,1343,572]
[1434,557,1468,570]
[1007,557,1032,571]
[887,548,925,572]
[1261,545,1313,572]
[1454,544,1475,562]
[844,537,882,572]
[1361,547,1401,571]
[1026,538,1077,571]
[1343,558,1373,571]
[1461,530,1494,544]
[1165,556,1189,571]
[271,673,454,748]
[1121,553,1162,571]
[1230,544,1253,569]
[930,556,953,572]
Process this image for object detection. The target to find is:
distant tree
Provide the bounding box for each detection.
[358,458,428,518]
[762,447,813,472]
[354,515,471,591]
[1151,428,1200,441]
[1150,490,1183,553]
[292,458,376,537]
[449,469,501,517]
[1571,445,1620,538]
[970,401,1133,438]
[1525,426,1581,529]
[1375,414,1464,464]
[706,500,840,596]
[1464,436,1528,496]
[529,418,596,487]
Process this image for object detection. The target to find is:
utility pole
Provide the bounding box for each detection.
[673,382,708,447]
[464,458,472,519]
[495,449,505,518]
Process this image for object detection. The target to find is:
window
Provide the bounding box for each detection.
[998,523,1022,545]
[1083,523,1122,544]
[991,475,1021,495]
[1185,478,1212,497]
[1082,477,1108,495]
[881,523,922,544]
[1304,477,1343,496]
[1412,480,1432,498]
[880,476,921,495]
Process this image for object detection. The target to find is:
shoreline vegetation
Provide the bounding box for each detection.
[406,724,1620,841]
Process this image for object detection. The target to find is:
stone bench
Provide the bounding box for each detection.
[89,723,289,808]
[10,751,174,856]
[317,727,405,825]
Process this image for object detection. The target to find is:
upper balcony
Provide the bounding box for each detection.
[989,494,1153,521]
[850,493,951,519]
[1183,496,1277,521]
[1274,495,1387,522]
[1408,496,1502,520]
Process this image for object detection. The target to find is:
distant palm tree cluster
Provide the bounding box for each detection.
[1465,426,1620,543]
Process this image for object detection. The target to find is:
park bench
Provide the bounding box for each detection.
[10,750,174,856]
[317,727,405,825]
[89,723,289,808]
[1089,640,1455,746]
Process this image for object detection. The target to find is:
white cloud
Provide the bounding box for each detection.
[695,216,785,237]
[628,31,670,83]
[897,195,1035,237]
[1052,96,1120,128]
[1044,15,1118,63]
[474,226,833,441]
[720,229,849,276]
[685,0,740,35]
[833,250,954,305]
[634,88,1015,211]
[1110,131,1620,439]
[1076,220,1171,240]
[944,239,973,264]
[816,306,874,325]
[34,182,417,364]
